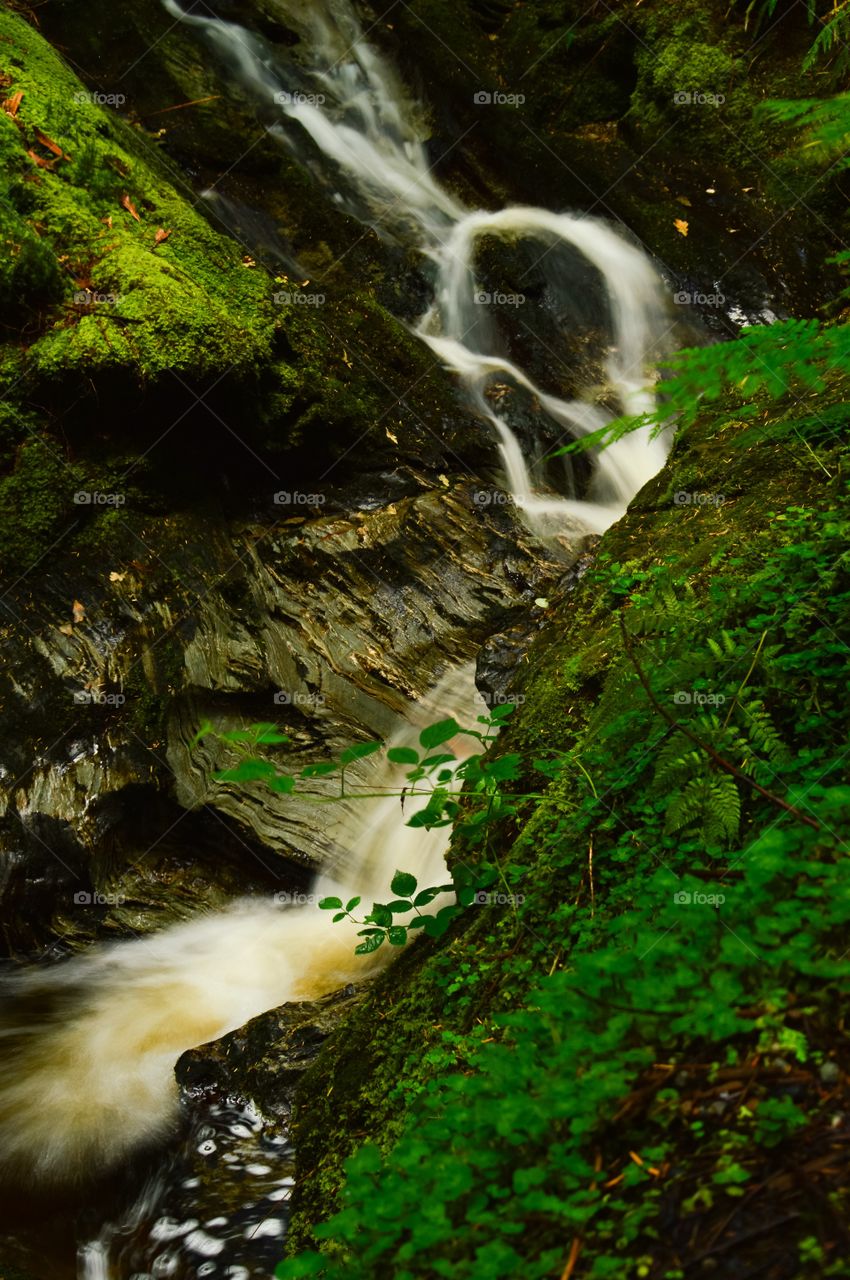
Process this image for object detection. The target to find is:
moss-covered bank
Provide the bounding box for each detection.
[279,371,850,1275]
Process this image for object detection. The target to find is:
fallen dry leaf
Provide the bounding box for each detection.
[101,215,113,229]
[26,149,53,170]
[385,428,398,444]
[34,129,67,159]
[72,600,86,624]
[109,571,126,582]
[674,218,689,237]
[3,91,23,117]
[120,193,140,222]
[154,227,172,245]
[58,624,74,637]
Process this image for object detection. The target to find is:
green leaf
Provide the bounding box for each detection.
[355,934,385,955]
[300,762,339,778]
[332,911,347,922]
[318,897,342,910]
[191,719,215,746]
[419,718,461,749]
[387,899,415,913]
[340,741,383,766]
[413,886,446,907]
[214,759,278,783]
[390,870,418,897]
[387,926,407,946]
[267,774,296,794]
[254,729,290,745]
[386,746,420,764]
[345,897,361,912]
[422,904,461,937]
[368,903,393,927]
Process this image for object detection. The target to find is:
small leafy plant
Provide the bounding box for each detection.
[194,700,527,950]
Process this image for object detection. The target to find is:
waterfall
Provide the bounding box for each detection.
[0,0,676,1202]
[161,0,672,538]
[0,667,479,1184]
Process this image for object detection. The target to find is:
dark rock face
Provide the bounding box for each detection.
[0,5,564,953]
[176,983,370,1119]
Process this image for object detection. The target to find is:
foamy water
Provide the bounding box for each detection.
[0,665,482,1184]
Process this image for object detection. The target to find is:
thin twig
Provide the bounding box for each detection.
[723,628,768,728]
[142,95,221,117]
[560,1234,582,1280]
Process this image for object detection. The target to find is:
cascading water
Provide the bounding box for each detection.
[0,665,481,1188]
[162,0,673,538]
[0,6,679,1271]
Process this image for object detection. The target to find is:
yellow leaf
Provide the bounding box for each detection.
[674,219,689,237]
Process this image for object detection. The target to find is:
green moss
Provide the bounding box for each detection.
[282,377,838,1261]
[0,6,274,382]
[0,436,75,566]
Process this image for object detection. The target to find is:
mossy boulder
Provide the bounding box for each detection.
[0,7,274,381]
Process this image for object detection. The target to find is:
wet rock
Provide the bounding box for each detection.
[176,984,369,1118]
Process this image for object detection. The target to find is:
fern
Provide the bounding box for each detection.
[665,774,740,846]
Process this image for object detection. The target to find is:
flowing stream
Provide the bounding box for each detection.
[164,0,671,537]
[1,3,679,1274]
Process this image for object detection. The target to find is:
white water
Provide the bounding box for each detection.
[0,0,675,1203]
[162,0,672,538]
[0,666,479,1185]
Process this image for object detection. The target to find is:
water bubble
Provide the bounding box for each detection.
[245,1163,272,1175]
[205,1217,228,1228]
[229,1123,254,1139]
[246,1219,284,1238]
[184,1230,225,1257]
[197,1139,217,1156]
[150,1218,199,1242]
